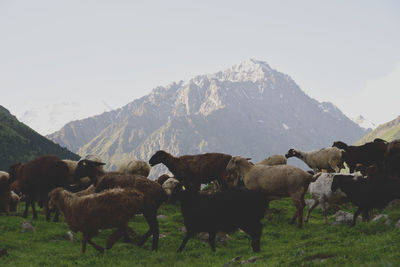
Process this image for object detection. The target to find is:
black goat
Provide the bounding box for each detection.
[331,173,400,226]
[332,138,388,173]
[170,183,269,252]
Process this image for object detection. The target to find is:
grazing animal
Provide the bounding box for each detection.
[384,139,400,176]
[73,159,167,251]
[256,154,287,166]
[155,174,171,185]
[332,139,388,173]
[117,159,151,177]
[226,156,320,228]
[304,173,350,224]
[8,155,70,221]
[162,178,180,196]
[170,183,269,252]
[331,173,400,226]
[285,147,345,173]
[0,171,11,215]
[48,187,144,253]
[149,150,238,191]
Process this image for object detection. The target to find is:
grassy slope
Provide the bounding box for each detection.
[1,198,400,267]
[355,116,400,145]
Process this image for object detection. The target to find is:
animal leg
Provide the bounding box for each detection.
[241,222,262,252]
[106,228,125,249]
[31,199,37,219]
[264,201,271,220]
[321,201,328,224]
[22,198,29,218]
[87,238,104,254]
[53,208,60,222]
[304,199,319,223]
[208,231,216,252]
[138,211,159,251]
[82,236,87,254]
[177,231,195,253]
[352,208,362,227]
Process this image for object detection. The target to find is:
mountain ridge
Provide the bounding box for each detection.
[47,59,368,177]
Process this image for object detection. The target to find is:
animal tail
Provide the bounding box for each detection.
[310,172,322,182]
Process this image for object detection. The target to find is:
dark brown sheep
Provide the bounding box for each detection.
[48,187,144,253]
[332,138,388,173]
[73,159,167,251]
[149,150,238,191]
[8,155,70,221]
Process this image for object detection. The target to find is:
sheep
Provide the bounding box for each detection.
[9,191,20,212]
[170,182,269,252]
[304,173,351,224]
[226,156,320,228]
[331,173,400,226]
[48,187,144,253]
[156,174,171,185]
[117,159,150,177]
[8,155,70,221]
[149,150,238,191]
[0,171,11,215]
[332,139,388,173]
[73,159,167,251]
[256,154,287,166]
[285,147,345,173]
[162,177,180,196]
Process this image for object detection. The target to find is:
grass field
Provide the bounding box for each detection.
[1,198,400,267]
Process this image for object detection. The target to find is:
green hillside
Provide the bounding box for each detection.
[355,115,400,145]
[0,105,80,171]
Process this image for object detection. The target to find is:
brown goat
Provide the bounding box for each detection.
[48,187,144,253]
[8,155,70,221]
[73,159,167,251]
[149,150,238,191]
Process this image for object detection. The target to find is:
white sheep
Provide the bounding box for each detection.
[226,156,320,228]
[117,159,150,177]
[256,154,287,166]
[285,147,345,173]
[304,172,355,224]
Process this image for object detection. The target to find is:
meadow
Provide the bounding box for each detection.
[1,197,400,267]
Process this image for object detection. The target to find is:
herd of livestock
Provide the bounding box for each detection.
[0,138,400,254]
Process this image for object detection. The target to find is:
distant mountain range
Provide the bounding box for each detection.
[355,115,400,145]
[47,59,369,177]
[0,105,80,171]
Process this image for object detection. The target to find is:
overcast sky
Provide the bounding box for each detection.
[1,0,399,134]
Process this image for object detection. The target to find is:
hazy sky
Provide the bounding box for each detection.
[1,0,399,133]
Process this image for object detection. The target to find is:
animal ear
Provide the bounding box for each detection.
[95,162,106,166]
[246,158,252,161]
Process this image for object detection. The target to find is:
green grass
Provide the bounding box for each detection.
[1,199,400,267]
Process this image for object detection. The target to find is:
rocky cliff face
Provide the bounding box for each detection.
[47,59,368,177]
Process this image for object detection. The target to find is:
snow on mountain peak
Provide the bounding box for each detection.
[212,58,273,83]
[352,115,376,130]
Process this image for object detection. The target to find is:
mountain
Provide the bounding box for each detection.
[0,105,80,171]
[351,115,376,130]
[355,115,400,145]
[47,59,368,177]
[17,101,110,136]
